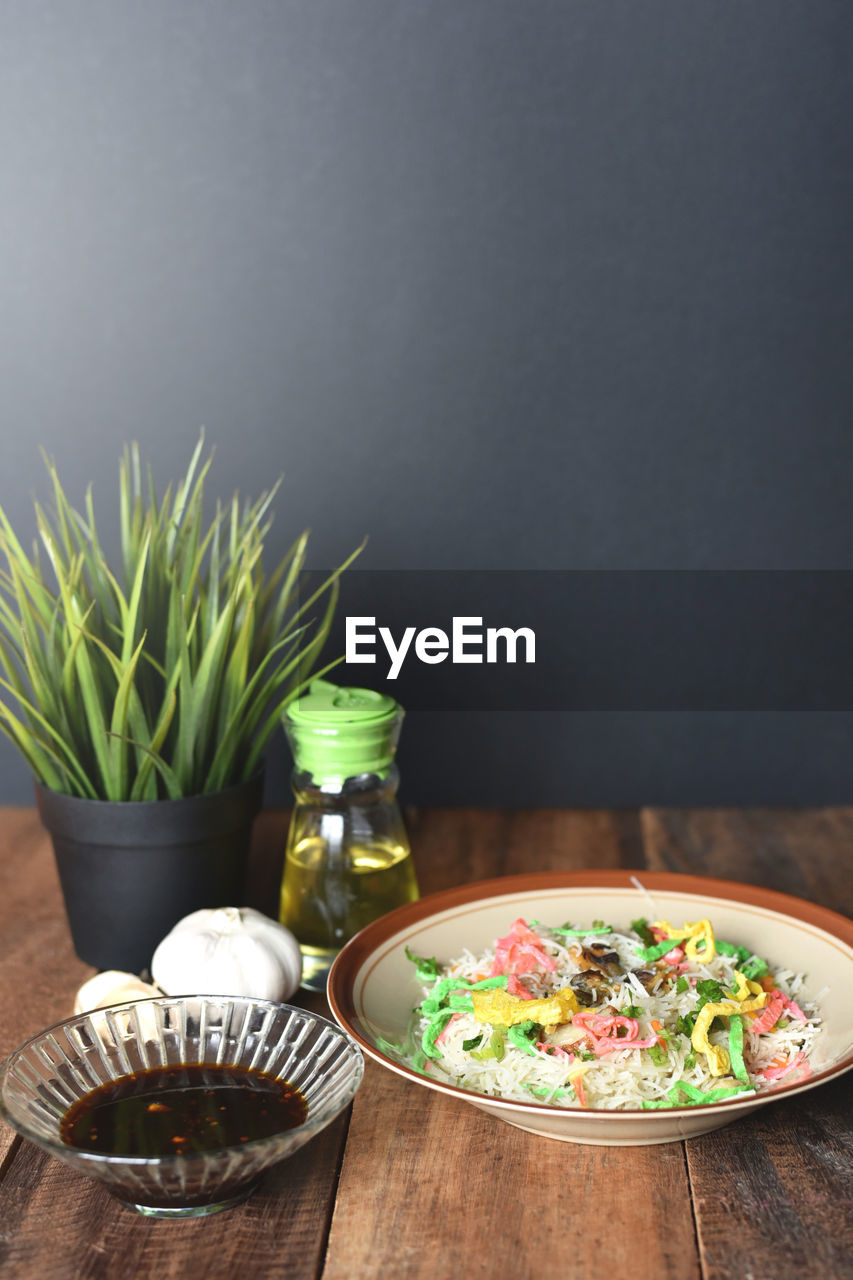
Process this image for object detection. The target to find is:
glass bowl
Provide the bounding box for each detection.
[0,995,364,1217]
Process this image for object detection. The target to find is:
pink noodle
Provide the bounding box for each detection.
[750,991,785,1035]
[507,974,534,999]
[783,996,808,1022]
[435,1012,461,1046]
[761,1050,809,1081]
[535,1041,569,1058]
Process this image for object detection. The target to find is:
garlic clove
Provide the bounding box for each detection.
[74,971,161,1015]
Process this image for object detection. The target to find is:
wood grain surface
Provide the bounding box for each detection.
[643,807,853,1280]
[324,1057,700,1280]
[324,807,696,1280]
[0,806,850,1280]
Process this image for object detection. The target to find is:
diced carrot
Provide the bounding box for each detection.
[760,976,777,992]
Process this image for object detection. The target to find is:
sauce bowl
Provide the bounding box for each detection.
[0,995,363,1216]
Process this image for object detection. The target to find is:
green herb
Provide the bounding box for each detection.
[526,1084,568,1101]
[638,938,687,963]
[676,975,689,994]
[462,1035,483,1052]
[579,1050,596,1061]
[552,923,612,937]
[631,918,655,946]
[621,1004,644,1019]
[0,435,362,799]
[405,946,440,983]
[676,1013,697,1037]
[419,974,508,1015]
[695,979,726,1007]
[728,1015,749,1084]
[776,1017,789,1030]
[421,1010,454,1060]
[683,1052,696,1070]
[716,940,751,964]
[647,1045,667,1066]
[668,1080,753,1106]
[507,1021,539,1057]
[471,1028,507,1062]
[375,1035,404,1058]
[742,955,769,981]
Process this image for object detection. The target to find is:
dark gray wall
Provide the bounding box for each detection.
[2,2,852,806]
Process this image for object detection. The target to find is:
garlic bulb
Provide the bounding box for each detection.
[151,907,302,1002]
[74,971,160,1015]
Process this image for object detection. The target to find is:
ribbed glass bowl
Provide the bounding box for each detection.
[0,996,364,1217]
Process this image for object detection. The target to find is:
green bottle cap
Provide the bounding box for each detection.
[284,679,403,782]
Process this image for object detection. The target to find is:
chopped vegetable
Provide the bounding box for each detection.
[638,937,688,963]
[742,955,769,981]
[405,946,440,983]
[422,1010,455,1060]
[716,940,751,964]
[507,1021,539,1057]
[695,979,727,1007]
[643,1080,754,1108]
[631,918,655,946]
[551,924,612,937]
[728,1015,749,1084]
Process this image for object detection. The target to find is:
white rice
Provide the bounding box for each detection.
[403,921,822,1111]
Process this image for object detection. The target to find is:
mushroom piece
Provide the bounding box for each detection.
[569,969,612,1006]
[580,943,624,978]
[629,968,660,993]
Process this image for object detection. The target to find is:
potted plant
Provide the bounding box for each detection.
[0,435,359,971]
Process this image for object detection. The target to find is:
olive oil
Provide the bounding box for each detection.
[280,833,419,990]
[279,680,420,990]
[60,1063,307,1157]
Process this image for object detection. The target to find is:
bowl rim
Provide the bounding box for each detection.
[327,869,853,1119]
[0,994,364,1167]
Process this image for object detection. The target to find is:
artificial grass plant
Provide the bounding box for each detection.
[0,434,360,800]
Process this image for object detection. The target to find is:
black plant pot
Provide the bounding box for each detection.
[35,772,265,973]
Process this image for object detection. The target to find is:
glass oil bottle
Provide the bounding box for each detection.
[278,680,419,991]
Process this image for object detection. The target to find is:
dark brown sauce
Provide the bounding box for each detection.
[60,1063,308,1157]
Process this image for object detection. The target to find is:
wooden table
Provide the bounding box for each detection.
[1,806,851,1280]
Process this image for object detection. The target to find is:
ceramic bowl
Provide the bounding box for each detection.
[327,871,853,1146]
[0,995,364,1216]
